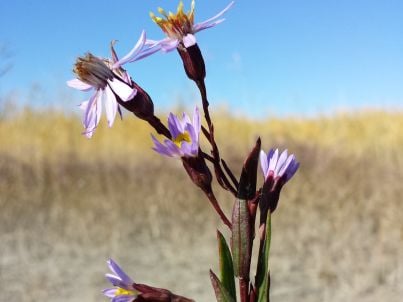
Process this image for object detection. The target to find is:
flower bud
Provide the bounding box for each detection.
[182,153,212,194]
[115,80,155,121]
[177,43,206,82]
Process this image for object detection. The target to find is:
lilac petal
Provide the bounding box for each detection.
[193,1,234,33]
[260,150,269,178]
[107,259,133,285]
[105,274,127,289]
[275,149,288,175]
[185,123,197,146]
[145,39,160,47]
[190,141,199,156]
[267,149,275,160]
[103,288,117,298]
[278,154,294,177]
[180,141,194,157]
[107,78,137,102]
[164,139,182,157]
[152,145,173,157]
[168,113,182,138]
[192,106,201,137]
[78,100,89,111]
[185,124,198,156]
[193,19,225,33]
[67,78,93,91]
[113,30,146,68]
[180,112,191,129]
[82,90,102,137]
[112,295,136,302]
[285,160,299,182]
[268,149,279,172]
[110,40,119,64]
[83,90,102,129]
[134,44,162,61]
[103,87,118,127]
[83,130,95,139]
[183,34,197,48]
[158,38,180,52]
[151,135,174,157]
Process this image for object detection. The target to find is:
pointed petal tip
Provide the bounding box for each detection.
[67,78,93,91]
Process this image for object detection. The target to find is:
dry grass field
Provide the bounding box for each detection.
[1,108,402,301]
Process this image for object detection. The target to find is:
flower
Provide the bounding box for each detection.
[113,1,234,82]
[260,149,299,183]
[103,259,138,302]
[152,107,201,158]
[259,149,299,214]
[149,0,235,52]
[67,31,153,138]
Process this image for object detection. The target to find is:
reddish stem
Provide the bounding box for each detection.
[205,190,232,229]
[196,79,238,195]
[240,278,250,302]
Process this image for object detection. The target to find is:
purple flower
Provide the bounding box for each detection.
[260,149,299,183]
[67,31,153,138]
[152,107,201,158]
[103,259,138,302]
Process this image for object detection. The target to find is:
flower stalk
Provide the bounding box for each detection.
[66,2,301,302]
[196,79,238,196]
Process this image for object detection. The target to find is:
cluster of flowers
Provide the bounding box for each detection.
[67,0,233,140]
[67,1,299,302]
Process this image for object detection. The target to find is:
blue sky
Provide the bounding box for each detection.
[0,0,402,117]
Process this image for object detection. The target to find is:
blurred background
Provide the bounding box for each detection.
[0,0,402,301]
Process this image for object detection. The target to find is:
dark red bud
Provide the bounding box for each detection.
[259,176,285,226]
[181,153,212,194]
[133,284,194,302]
[177,43,206,82]
[115,80,154,121]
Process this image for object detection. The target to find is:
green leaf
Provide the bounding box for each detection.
[231,198,251,278]
[256,212,272,302]
[210,270,236,302]
[217,230,236,300]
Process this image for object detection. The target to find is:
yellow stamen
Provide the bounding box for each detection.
[115,288,137,297]
[177,1,184,14]
[150,1,196,38]
[173,132,191,147]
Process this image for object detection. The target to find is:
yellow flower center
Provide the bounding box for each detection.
[150,1,195,40]
[173,131,191,147]
[115,287,137,297]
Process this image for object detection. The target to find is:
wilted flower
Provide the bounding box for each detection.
[67,32,153,138]
[114,1,234,82]
[152,107,201,158]
[260,149,299,183]
[149,0,234,52]
[103,259,138,302]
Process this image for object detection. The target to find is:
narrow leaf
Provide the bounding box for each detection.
[217,230,236,300]
[256,212,272,302]
[210,270,236,302]
[231,199,251,278]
